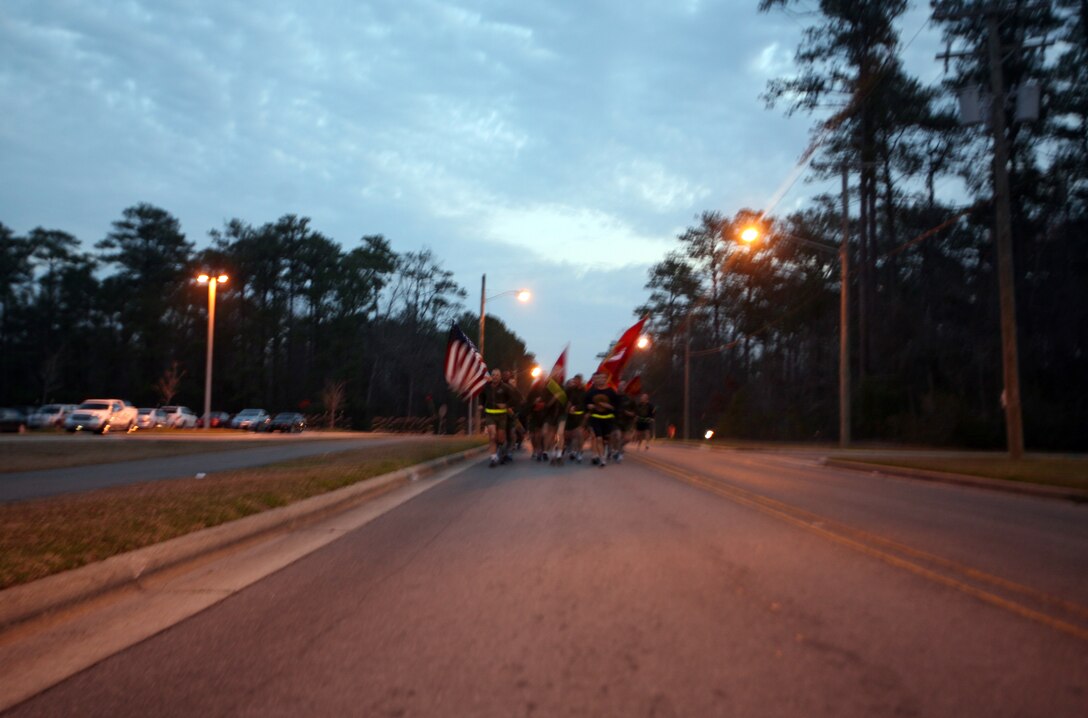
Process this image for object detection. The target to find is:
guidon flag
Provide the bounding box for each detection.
[546,345,568,403]
[596,316,648,388]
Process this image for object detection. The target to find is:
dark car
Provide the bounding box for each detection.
[0,408,28,433]
[196,411,232,428]
[267,412,306,433]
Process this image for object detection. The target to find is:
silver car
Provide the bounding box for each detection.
[135,408,167,429]
[27,404,77,429]
[230,408,270,431]
[159,406,198,428]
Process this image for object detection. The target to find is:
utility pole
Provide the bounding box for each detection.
[839,165,851,448]
[985,12,1025,459]
[932,1,1051,459]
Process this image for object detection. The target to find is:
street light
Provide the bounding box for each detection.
[741,222,851,447]
[471,274,531,433]
[196,273,228,431]
[636,334,651,350]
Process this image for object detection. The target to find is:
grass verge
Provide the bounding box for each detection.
[0,437,483,590]
[0,437,295,473]
[837,455,1088,491]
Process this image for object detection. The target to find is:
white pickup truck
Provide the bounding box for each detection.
[64,399,140,434]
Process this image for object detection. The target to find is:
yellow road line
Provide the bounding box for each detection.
[635,453,1088,643]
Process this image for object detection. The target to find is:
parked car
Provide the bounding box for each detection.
[196,411,231,428]
[64,399,139,434]
[135,408,167,430]
[27,404,78,429]
[0,408,28,433]
[159,405,198,429]
[230,408,270,431]
[267,412,306,433]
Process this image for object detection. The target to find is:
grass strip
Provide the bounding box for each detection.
[845,455,1088,491]
[0,437,296,474]
[0,437,483,590]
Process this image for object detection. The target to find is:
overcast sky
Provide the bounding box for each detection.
[0,1,942,376]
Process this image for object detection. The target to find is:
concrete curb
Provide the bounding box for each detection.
[822,458,1088,503]
[0,446,488,631]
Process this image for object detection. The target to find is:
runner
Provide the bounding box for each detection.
[613,379,636,463]
[503,370,525,454]
[481,369,516,467]
[564,374,587,463]
[586,372,620,468]
[544,382,566,465]
[525,381,550,461]
[634,393,656,450]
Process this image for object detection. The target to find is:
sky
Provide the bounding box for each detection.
[0,0,944,376]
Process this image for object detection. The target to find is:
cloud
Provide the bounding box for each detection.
[614,160,710,213]
[0,0,830,365]
[750,41,794,78]
[482,203,675,270]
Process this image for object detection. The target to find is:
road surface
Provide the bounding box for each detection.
[5,445,1087,716]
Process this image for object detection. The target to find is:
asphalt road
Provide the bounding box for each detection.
[0,434,414,502]
[6,445,1087,716]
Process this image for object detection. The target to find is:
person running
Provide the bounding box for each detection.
[544,382,566,465]
[525,381,550,461]
[586,372,620,468]
[613,380,636,463]
[564,375,587,463]
[503,370,525,454]
[481,369,516,467]
[634,393,656,450]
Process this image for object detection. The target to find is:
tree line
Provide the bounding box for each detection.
[635,1,1086,450]
[0,205,533,427]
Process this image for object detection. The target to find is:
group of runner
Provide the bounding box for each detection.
[479,369,656,469]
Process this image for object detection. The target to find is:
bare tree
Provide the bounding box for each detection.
[38,351,63,404]
[322,379,346,429]
[155,360,185,406]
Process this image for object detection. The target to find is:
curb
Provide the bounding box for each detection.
[822,458,1088,503]
[0,446,488,631]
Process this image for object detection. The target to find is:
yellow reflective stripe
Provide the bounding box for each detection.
[484,408,506,414]
[570,410,585,415]
[590,413,615,419]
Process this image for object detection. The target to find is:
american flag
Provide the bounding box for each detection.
[444,324,489,399]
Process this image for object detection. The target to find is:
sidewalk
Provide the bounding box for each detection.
[659,440,1088,502]
[821,456,1088,502]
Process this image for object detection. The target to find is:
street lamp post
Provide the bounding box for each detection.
[196,273,228,431]
[742,209,850,447]
[472,273,530,434]
[681,312,731,441]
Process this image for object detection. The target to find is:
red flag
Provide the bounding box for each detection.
[625,375,642,396]
[596,317,647,388]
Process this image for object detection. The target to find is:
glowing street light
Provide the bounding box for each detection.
[636,334,652,350]
[530,365,543,379]
[473,276,532,434]
[741,222,851,447]
[196,273,228,431]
